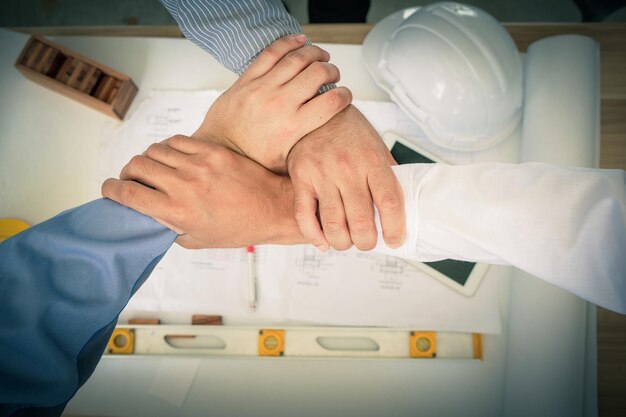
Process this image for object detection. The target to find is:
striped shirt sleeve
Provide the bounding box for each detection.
[160,0,334,91]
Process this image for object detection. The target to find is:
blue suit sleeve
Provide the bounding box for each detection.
[0,199,176,416]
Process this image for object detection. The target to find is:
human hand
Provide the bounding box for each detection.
[193,34,352,173]
[287,105,406,252]
[101,135,305,249]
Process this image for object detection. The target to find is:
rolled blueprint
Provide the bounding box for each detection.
[506,35,601,417]
[521,35,600,166]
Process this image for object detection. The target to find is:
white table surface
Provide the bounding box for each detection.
[0,28,596,417]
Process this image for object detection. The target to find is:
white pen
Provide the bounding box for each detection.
[247,246,257,311]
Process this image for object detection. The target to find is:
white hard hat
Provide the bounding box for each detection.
[363,3,523,151]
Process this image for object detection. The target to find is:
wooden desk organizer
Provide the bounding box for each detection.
[15,35,138,120]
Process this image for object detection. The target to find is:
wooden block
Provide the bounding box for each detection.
[53,57,72,83]
[91,73,106,97]
[128,318,161,325]
[111,80,131,107]
[78,66,100,93]
[45,51,66,77]
[42,50,59,75]
[66,61,86,89]
[93,74,111,99]
[191,315,223,325]
[34,46,56,73]
[24,41,44,68]
[106,79,122,104]
[94,75,116,102]
[100,77,117,102]
[20,40,38,66]
[55,57,78,84]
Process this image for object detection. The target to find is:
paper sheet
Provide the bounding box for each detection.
[97,90,221,184]
[125,245,285,319]
[266,245,502,333]
[100,91,507,333]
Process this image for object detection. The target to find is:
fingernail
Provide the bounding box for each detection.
[294,34,307,43]
[316,243,329,253]
[386,233,406,249]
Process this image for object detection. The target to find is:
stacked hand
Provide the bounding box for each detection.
[103,35,406,251]
[288,106,405,251]
[193,34,351,173]
[103,136,303,249]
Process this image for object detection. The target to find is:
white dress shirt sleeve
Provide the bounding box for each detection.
[374,162,626,313]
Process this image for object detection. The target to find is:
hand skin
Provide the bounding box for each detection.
[102,35,352,249]
[194,35,406,252]
[192,34,352,173]
[102,136,306,249]
[287,105,406,252]
[103,35,406,252]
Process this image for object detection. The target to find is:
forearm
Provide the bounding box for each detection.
[161,0,303,75]
[373,163,626,313]
[0,199,176,413]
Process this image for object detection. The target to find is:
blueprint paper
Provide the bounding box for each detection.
[97,90,221,184]
[263,245,502,333]
[100,90,508,333]
[125,244,286,320]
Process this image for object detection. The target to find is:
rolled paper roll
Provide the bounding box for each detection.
[507,34,602,416]
[521,35,600,167]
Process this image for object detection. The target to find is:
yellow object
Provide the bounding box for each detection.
[409,331,437,358]
[0,218,30,242]
[258,329,285,356]
[473,333,484,360]
[107,328,135,354]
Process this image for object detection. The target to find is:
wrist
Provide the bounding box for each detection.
[191,128,246,156]
[259,148,290,176]
[193,127,290,175]
[263,177,306,245]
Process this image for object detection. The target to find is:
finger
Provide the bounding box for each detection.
[317,186,352,251]
[338,182,378,251]
[296,87,352,138]
[101,178,175,229]
[287,62,340,103]
[293,183,329,252]
[367,166,406,248]
[119,155,176,191]
[242,34,308,81]
[267,45,331,86]
[142,142,189,169]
